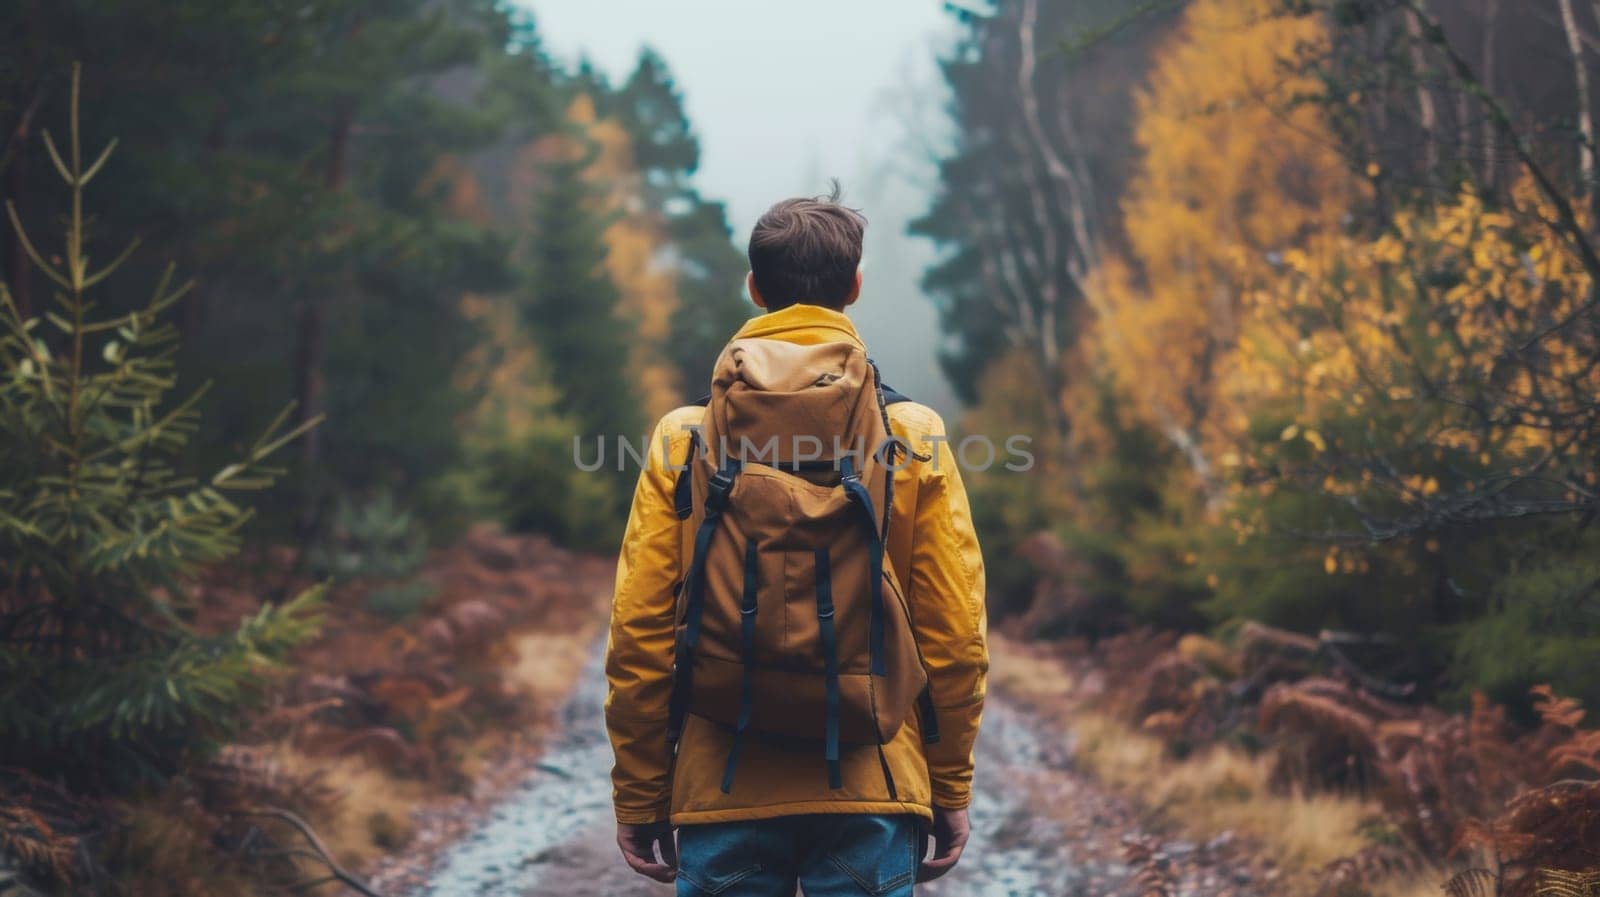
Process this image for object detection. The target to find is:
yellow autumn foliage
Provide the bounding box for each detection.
[1086,0,1598,519]
[1090,0,1357,479]
[1231,177,1596,465]
[453,291,569,448]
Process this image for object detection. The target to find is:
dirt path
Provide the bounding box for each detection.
[390,639,1268,897]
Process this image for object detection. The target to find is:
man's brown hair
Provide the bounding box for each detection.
[747,182,866,311]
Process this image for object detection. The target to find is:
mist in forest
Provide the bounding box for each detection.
[526,0,960,413]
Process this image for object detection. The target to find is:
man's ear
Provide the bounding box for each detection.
[843,269,863,307]
[746,271,767,310]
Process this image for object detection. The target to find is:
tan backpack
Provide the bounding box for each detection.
[667,338,938,795]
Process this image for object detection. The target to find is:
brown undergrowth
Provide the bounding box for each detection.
[994,624,1600,897]
[2,526,611,896]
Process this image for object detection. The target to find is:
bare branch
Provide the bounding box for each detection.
[1403,1,1600,287]
[236,808,388,897]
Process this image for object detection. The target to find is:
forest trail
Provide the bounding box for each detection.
[374,635,1270,897]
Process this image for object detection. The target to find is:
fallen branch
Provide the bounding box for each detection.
[1237,622,1417,699]
[1318,632,1417,700]
[236,807,388,897]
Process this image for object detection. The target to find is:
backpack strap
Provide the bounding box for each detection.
[839,455,887,679]
[813,547,843,789]
[667,458,740,745]
[870,360,901,546]
[720,539,761,793]
[673,432,701,520]
[864,368,943,747]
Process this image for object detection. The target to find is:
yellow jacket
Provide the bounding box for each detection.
[605,304,988,825]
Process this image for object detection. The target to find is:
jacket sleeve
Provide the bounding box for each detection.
[605,414,691,824]
[906,415,989,809]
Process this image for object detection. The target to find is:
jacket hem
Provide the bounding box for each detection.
[669,799,933,826]
[929,792,972,810]
[615,806,672,825]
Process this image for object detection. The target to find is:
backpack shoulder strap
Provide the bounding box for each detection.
[673,428,701,520]
[670,396,711,520]
[859,373,942,746]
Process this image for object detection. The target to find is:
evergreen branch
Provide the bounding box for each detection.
[92,381,212,460]
[77,317,132,335]
[77,138,118,187]
[212,403,325,491]
[3,202,71,290]
[67,64,81,175]
[213,506,258,540]
[248,401,298,456]
[39,130,73,187]
[248,413,325,465]
[80,238,141,290]
[147,269,194,318]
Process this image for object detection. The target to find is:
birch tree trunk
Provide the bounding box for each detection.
[1405,3,1440,177]
[1559,0,1595,203]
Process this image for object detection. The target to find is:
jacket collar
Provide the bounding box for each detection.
[732,303,865,349]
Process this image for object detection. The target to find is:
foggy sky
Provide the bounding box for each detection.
[520,0,961,415]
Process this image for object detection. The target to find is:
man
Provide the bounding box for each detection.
[605,186,987,896]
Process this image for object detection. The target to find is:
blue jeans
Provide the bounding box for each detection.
[676,814,921,897]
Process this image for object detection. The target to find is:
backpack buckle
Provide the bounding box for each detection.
[839,454,862,484]
[705,468,736,513]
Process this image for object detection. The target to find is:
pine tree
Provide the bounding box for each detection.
[610,48,701,201]
[524,156,642,444]
[0,68,322,787]
[609,49,749,393]
[665,197,751,393]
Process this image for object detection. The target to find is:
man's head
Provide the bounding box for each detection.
[746,182,866,312]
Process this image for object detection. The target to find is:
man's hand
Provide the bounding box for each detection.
[916,806,971,883]
[617,821,677,883]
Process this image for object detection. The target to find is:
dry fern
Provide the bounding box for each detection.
[1533,687,1600,780]
[1535,867,1600,897]
[1443,868,1499,897]
[1260,679,1388,791]
[0,806,76,887]
[0,767,103,890]
[1092,632,1600,894]
[1260,682,1383,757]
